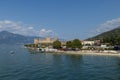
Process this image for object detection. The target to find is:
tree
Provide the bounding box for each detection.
[72,39,82,49]
[53,40,61,49]
[66,41,72,48]
[116,36,120,45]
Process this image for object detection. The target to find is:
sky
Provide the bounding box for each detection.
[0,0,120,40]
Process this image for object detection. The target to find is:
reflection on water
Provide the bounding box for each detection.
[0,44,120,80]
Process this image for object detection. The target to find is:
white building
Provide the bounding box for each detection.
[82,41,95,46]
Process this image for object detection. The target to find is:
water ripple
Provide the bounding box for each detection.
[0,45,120,80]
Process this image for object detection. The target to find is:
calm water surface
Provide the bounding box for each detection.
[0,44,120,80]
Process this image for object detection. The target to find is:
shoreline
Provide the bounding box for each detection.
[26,47,120,56]
[55,50,120,56]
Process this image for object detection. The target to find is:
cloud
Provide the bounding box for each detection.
[0,20,38,36]
[0,20,57,37]
[27,26,33,30]
[89,18,120,37]
[96,18,120,33]
[39,29,57,37]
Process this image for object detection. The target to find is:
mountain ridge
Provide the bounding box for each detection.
[87,26,120,45]
[0,31,39,44]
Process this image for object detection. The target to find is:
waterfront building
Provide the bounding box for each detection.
[82,40,101,46]
[61,41,66,46]
[94,40,101,46]
[34,37,58,44]
[82,40,95,46]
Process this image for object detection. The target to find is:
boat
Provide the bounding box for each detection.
[10,51,15,54]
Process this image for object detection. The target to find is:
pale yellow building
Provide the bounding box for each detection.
[34,37,58,44]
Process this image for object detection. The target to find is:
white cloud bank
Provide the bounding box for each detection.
[96,18,120,33]
[0,20,57,37]
[90,18,120,37]
[39,29,56,37]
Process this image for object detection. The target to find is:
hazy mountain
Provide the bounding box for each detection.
[0,31,39,44]
[87,26,120,41]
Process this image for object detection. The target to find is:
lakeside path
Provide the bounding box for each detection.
[26,47,120,56]
[56,50,120,56]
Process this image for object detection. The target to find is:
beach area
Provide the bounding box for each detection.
[56,50,120,56]
[27,47,120,56]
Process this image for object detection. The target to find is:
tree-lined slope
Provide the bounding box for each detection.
[87,27,120,45]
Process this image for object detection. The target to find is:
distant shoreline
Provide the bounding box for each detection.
[55,50,120,56]
[26,47,120,56]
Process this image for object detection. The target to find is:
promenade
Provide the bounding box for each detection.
[57,50,120,56]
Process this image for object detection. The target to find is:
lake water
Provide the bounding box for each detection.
[0,44,120,80]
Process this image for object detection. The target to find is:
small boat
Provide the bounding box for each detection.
[38,48,45,53]
[10,51,15,54]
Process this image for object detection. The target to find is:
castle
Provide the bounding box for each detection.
[34,37,58,44]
